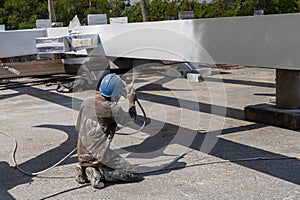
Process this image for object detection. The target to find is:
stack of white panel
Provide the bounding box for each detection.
[36,34,100,54]
[36,37,68,53]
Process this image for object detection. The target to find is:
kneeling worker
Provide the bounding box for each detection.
[75,73,142,189]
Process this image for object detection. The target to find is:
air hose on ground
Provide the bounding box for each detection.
[0,130,299,177]
[0,131,77,176]
[0,75,298,176]
[0,92,147,176]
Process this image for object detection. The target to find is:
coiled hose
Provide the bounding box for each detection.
[0,96,147,176]
[0,131,77,176]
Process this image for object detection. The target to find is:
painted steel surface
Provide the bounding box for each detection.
[1,13,300,70]
[82,13,300,70]
[0,29,46,58]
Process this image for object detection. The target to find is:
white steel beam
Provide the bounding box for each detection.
[73,13,300,70]
[1,13,300,70]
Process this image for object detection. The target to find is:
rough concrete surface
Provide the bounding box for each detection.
[0,65,299,200]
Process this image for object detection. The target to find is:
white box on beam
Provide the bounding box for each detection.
[88,14,107,25]
[110,17,128,24]
[0,25,5,32]
[36,19,52,29]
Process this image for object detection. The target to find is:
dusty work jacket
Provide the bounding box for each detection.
[76,95,135,171]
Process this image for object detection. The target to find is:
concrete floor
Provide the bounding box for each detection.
[0,65,299,200]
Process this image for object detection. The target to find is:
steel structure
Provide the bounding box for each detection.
[0,13,299,126]
[2,13,300,70]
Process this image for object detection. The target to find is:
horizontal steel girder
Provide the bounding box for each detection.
[2,13,300,70]
[73,13,300,70]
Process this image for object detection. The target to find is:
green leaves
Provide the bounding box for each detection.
[0,0,300,30]
[1,0,48,30]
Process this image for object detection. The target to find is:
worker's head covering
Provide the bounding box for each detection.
[99,73,125,98]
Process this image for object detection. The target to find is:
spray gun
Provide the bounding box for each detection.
[127,81,137,120]
[117,77,147,135]
[0,60,21,76]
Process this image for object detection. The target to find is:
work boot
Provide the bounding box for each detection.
[99,166,143,182]
[85,167,105,189]
[75,165,88,184]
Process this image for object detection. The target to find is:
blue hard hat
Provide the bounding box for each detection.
[99,73,125,98]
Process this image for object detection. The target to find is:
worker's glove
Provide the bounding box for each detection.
[129,106,137,120]
[128,92,136,104]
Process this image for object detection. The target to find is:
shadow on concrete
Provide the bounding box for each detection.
[0,92,20,100]
[14,125,78,173]
[0,124,78,200]
[137,77,244,120]
[12,86,80,110]
[205,77,275,88]
[0,161,31,200]
[119,81,299,184]
[120,116,300,185]
[254,93,276,97]
[1,75,298,200]
[138,91,244,120]
[3,119,298,200]
[39,184,90,200]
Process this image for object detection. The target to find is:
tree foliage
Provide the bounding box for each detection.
[0,0,299,30]
[0,0,48,29]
